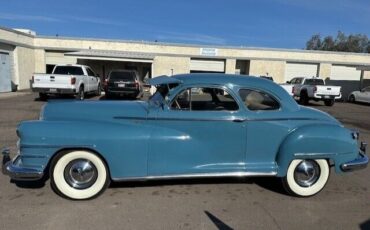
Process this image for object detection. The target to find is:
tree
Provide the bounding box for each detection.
[305,31,370,53]
[321,36,335,51]
[306,34,322,50]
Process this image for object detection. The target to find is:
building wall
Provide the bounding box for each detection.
[249,60,286,83]
[34,49,46,73]
[2,27,370,91]
[318,63,332,79]
[34,36,370,66]
[225,59,236,74]
[14,46,35,90]
[153,56,190,76]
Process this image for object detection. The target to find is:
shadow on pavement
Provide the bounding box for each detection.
[204,210,233,230]
[360,219,370,230]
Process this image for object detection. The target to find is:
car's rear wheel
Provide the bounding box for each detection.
[76,86,85,100]
[50,150,110,200]
[324,99,335,106]
[282,159,329,197]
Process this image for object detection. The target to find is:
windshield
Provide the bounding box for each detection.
[148,83,179,106]
[305,79,325,85]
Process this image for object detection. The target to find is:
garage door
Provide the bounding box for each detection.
[190,59,225,73]
[0,52,11,93]
[330,65,361,81]
[285,62,318,82]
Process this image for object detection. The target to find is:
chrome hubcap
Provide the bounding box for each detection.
[294,160,320,187]
[64,159,97,189]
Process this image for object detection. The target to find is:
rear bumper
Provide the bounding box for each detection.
[32,87,76,94]
[2,148,44,181]
[106,88,140,95]
[314,93,342,100]
[341,142,368,172]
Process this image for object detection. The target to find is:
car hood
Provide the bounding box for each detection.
[41,100,149,122]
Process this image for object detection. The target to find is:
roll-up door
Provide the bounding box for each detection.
[190,59,225,73]
[0,52,11,93]
[285,62,318,82]
[330,65,361,81]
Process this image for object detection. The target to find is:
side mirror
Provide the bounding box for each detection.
[286,81,291,84]
[96,74,100,78]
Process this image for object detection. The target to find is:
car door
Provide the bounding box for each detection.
[361,87,370,102]
[86,67,98,92]
[238,88,296,174]
[147,86,247,176]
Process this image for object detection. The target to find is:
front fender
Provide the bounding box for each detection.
[276,123,358,176]
[18,119,150,178]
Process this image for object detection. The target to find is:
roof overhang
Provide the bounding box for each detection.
[64,50,155,63]
[356,65,370,71]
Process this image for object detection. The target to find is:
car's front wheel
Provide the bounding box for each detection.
[282,159,330,197]
[50,150,110,200]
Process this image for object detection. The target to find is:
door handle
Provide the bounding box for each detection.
[232,119,245,123]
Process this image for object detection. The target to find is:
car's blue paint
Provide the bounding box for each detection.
[15,73,362,180]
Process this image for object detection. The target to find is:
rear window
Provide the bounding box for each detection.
[304,79,324,85]
[109,71,135,81]
[53,66,84,75]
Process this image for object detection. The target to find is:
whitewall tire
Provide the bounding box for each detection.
[50,150,110,200]
[283,159,330,197]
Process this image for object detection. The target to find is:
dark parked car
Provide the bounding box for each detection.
[104,70,143,99]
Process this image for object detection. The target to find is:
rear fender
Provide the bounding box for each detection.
[276,124,358,177]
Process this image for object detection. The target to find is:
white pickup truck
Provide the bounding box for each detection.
[31,64,101,100]
[284,77,341,106]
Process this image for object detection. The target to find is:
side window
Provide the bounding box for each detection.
[239,89,280,111]
[171,87,239,111]
[296,78,302,84]
[86,68,95,76]
[290,78,296,84]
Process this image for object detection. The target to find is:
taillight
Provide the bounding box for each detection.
[31,76,34,82]
[313,86,317,93]
[135,80,139,88]
[104,78,108,86]
[292,86,295,94]
[71,77,76,85]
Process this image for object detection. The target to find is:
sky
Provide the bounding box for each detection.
[0,0,369,49]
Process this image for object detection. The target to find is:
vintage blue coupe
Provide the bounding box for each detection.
[2,74,368,200]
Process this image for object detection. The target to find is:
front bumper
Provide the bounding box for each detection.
[2,148,44,181]
[341,142,368,172]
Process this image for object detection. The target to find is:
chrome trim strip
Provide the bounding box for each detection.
[294,152,340,157]
[21,144,95,149]
[112,171,277,182]
[114,116,318,122]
